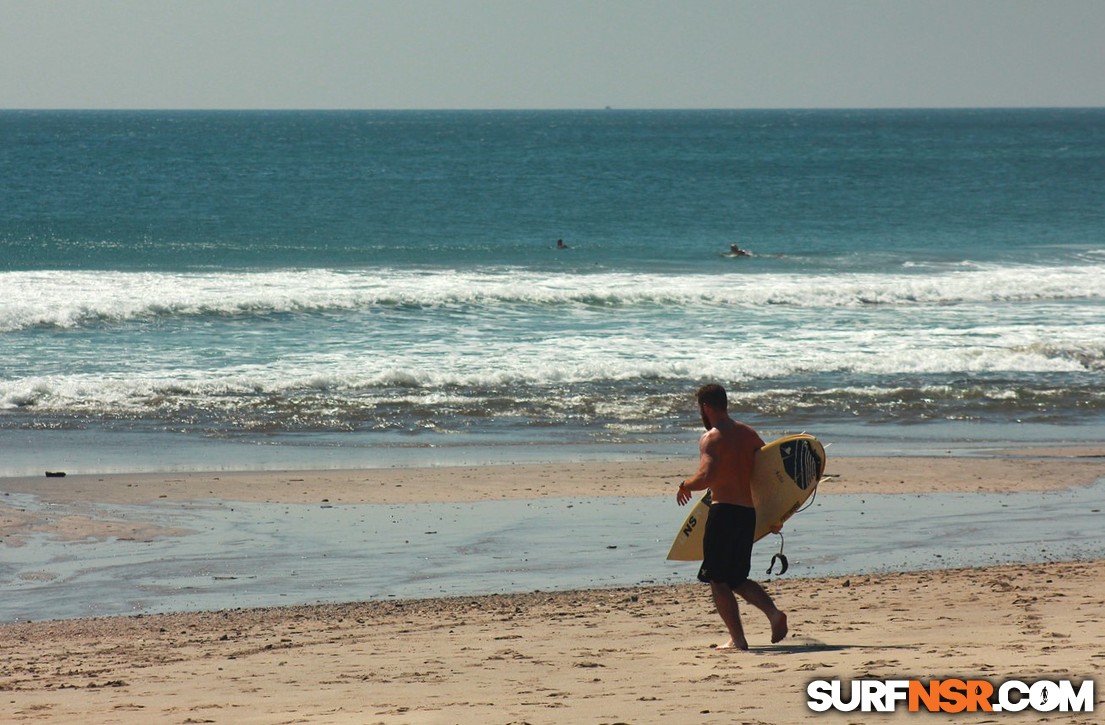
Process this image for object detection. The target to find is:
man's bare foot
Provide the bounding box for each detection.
[769,611,788,643]
[717,637,748,651]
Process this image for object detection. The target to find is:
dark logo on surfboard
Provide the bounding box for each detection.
[781,439,822,490]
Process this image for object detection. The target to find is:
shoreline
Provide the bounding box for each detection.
[4,419,1105,479]
[5,446,1105,506]
[3,448,1104,722]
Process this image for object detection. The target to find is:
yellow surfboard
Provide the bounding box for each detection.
[666,433,827,561]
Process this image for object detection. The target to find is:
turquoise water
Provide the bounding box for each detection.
[2,109,1104,472]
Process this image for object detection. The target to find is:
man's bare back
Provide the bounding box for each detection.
[676,407,764,508]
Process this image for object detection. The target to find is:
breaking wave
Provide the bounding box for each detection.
[2,263,1103,331]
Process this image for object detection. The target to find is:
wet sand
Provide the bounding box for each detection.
[6,449,1105,507]
[2,448,1103,723]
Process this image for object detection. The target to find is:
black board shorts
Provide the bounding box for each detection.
[697,503,756,587]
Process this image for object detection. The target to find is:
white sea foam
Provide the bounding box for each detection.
[1,264,1103,331]
[3,263,1102,429]
[4,324,1100,415]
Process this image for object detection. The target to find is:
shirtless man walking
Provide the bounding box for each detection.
[675,383,788,650]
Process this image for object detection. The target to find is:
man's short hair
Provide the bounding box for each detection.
[696,383,728,410]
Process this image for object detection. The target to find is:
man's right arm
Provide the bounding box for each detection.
[675,430,719,505]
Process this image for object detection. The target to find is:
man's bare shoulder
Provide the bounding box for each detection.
[699,427,722,449]
[730,420,764,445]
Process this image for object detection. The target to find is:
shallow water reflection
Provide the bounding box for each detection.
[3,480,1104,622]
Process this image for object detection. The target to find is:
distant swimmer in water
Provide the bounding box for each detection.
[729,243,750,257]
[556,239,569,250]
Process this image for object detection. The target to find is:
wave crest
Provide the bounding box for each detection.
[2,264,1102,331]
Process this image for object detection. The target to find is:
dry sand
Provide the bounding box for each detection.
[2,448,1103,723]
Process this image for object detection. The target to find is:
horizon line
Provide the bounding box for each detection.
[3,105,1104,113]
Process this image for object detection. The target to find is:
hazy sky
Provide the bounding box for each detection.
[2,0,1103,109]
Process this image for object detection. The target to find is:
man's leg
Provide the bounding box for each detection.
[709,581,748,650]
[733,579,788,643]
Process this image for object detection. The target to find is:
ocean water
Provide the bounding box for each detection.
[2,109,1104,473]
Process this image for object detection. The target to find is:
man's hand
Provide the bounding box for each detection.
[676,481,693,506]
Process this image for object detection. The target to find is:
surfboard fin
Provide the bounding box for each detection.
[766,533,789,576]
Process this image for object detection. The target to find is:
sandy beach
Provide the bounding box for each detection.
[2,448,1103,723]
